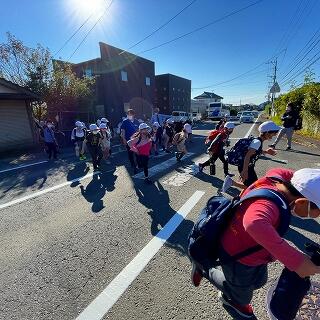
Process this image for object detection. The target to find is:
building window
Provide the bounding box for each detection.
[163,87,167,91]
[84,68,92,77]
[163,96,167,101]
[173,87,175,91]
[121,71,128,82]
[145,77,151,86]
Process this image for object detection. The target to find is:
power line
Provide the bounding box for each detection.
[281,51,320,86]
[69,0,114,60]
[280,36,320,82]
[136,0,264,55]
[279,26,320,81]
[54,14,94,57]
[119,0,198,55]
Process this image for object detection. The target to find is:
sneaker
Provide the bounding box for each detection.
[286,146,291,151]
[222,175,233,193]
[198,164,203,173]
[218,291,254,318]
[79,155,84,161]
[165,149,171,154]
[82,155,87,160]
[269,144,275,149]
[191,263,203,287]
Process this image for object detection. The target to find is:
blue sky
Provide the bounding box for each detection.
[1,0,320,105]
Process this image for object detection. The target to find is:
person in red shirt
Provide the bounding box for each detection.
[191,167,320,319]
[128,123,152,184]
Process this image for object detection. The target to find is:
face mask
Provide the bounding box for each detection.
[128,115,134,121]
[291,201,312,219]
[47,124,53,128]
[93,130,99,135]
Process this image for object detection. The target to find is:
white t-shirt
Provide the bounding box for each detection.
[184,123,192,134]
[249,138,262,150]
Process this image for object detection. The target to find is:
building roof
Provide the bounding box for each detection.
[155,73,191,82]
[0,78,40,100]
[193,91,223,100]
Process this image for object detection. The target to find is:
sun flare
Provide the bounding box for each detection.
[68,0,107,17]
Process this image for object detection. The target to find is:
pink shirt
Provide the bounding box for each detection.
[128,137,152,156]
[221,168,305,271]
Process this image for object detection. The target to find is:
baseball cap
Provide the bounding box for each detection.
[139,123,149,130]
[75,121,82,127]
[99,123,107,129]
[258,121,281,133]
[153,122,160,127]
[291,168,320,208]
[167,118,174,124]
[224,122,235,129]
[89,124,98,131]
[101,117,108,123]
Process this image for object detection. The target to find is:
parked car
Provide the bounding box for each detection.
[251,110,259,118]
[239,111,254,123]
[236,112,243,120]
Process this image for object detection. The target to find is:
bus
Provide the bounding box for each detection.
[207,102,229,120]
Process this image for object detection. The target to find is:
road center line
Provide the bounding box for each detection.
[75,190,205,320]
[0,171,99,210]
[244,115,261,138]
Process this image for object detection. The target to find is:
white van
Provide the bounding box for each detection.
[171,111,190,122]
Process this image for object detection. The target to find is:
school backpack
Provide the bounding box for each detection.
[226,136,262,166]
[187,187,291,271]
[294,115,303,130]
[206,129,222,144]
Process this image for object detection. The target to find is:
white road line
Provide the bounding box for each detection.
[0,171,99,210]
[244,116,261,138]
[0,160,48,174]
[75,190,205,320]
[133,153,195,179]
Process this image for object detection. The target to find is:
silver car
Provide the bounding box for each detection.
[240,111,254,123]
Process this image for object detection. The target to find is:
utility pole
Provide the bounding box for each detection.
[270,59,278,116]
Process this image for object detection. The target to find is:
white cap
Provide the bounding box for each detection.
[139,123,149,130]
[101,117,108,123]
[291,168,320,208]
[167,119,174,124]
[99,123,107,129]
[153,122,160,127]
[224,122,235,129]
[89,124,98,131]
[258,121,281,133]
[75,121,82,127]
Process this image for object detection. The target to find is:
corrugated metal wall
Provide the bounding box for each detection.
[0,100,33,151]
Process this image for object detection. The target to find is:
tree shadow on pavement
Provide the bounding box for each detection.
[284,227,319,253]
[290,216,320,235]
[289,149,320,157]
[134,180,194,257]
[79,169,117,213]
[67,162,90,187]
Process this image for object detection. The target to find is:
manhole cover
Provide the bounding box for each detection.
[266,280,320,319]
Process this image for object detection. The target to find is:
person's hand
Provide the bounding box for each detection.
[240,170,248,181]
[265,148,277,156]
[295,256,320,278]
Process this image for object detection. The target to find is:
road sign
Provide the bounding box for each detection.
[270,82,280,93]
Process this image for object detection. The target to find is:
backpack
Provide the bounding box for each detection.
[187,187,291,271]
[206,129,222,144]
[294,115,303,130]
[226,136,262,166]
[165,126,174,138]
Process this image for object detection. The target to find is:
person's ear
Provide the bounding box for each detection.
[293,198,309,217]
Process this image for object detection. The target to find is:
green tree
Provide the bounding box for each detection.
[0,32,95,121]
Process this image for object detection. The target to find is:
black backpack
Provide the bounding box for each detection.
[226,136,262,167]
[187,187,291,271]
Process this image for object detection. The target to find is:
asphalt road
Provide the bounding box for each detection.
[0,120,319,320]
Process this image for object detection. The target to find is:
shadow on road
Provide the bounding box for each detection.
[134,180,194,257]
[78,169,117,213]
[290,216,320,235]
